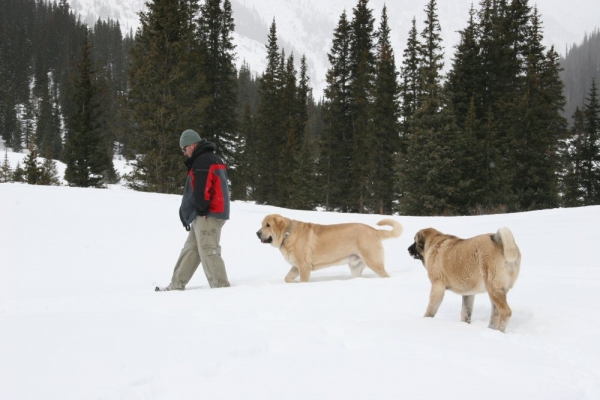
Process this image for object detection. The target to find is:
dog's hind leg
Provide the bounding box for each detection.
[487,289,511,332]
[461,295,475,323]
[348,257,366,277]
[361,249,390,278]
[425,282,446,317]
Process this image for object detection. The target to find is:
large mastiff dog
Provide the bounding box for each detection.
[257,214,402,283]
[408,227,521,332]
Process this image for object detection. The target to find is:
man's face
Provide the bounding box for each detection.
[182,143,197,157]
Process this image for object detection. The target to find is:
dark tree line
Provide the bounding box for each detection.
[0,0,130,187]
[1,0,599,213]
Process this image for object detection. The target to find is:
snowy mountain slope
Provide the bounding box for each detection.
[67,0,600,98]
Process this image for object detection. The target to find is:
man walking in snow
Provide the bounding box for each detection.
[156,129,231,291]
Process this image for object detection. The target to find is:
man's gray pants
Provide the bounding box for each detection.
[168,216,230,289]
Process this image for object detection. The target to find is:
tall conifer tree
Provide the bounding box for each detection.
[292,55,318,209]
[36,82,62,160]
[446,5,482,127]
[279,54,315,210]
[23,138,43,185]
[253,19,284,205]
[125,0,204,193]
[401,0,464,215]
[579,79,600,203]
[560,107,586,206]
[322,10,352,211]
[348,0,376,213]
[63,33,114,188]
[197,0,237,165]
[235,61,257,200]
[372,5,400,214]
[1,150,12,182]
[399,17,421,129]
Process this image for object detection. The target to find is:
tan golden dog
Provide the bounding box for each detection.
[408,227,521,332]
[256,214,402,282]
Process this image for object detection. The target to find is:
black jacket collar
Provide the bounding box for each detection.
[184,140,217,169]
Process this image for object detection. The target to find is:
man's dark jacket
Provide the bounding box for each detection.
[179,140,230,230]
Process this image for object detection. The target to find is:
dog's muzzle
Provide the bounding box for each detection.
[256,230,273,244]
[408,242,423,261]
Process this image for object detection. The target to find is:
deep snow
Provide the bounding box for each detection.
[1,152,600,399]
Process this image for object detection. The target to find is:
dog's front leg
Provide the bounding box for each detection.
[285,266,300,283]
[425,282,446,317]
[298,264,312,282]
[461,295,475,323]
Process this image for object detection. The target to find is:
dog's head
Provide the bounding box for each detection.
[408,229,429,263]
[256,214,289,247]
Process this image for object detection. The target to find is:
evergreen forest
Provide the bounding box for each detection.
[1,0,599,214]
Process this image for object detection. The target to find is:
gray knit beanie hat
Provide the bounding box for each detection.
[179,129,202,148]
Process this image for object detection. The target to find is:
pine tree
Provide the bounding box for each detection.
[1,95,18,149]
[579,79,600,204]
[0,149,12,182]
[507,7,565,210]
[446,5,482,127]
[278,51,300,208]
[397,17,422,212]
[401,0,464,216]
[372,5,400,214]
[23,139,43,185]
[445,5,487,211]
[279,54,316,210]
[125,0,205,194]
[11,108,24,153]
[322,10,353,211]
[253,19,284,205]
[36,78,63,160]
[419,0,444,102]
[63,32,113,188]
[22,95,35,151]
[234,61,257,200]
[233,101,253,200]
[399,17,421,129]
[348,0,377,213]
[39,146,61,186]
[294,55,318,210]
[197,0,238,165]
[12,161,25,183]
[459,98,487,211]
[560,107,586,206]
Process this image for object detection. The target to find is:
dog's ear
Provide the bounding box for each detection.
[263,215,272,228]
[416,231,426,254]
[273,215,287,233]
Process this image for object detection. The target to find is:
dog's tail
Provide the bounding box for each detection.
[493,227,521,263]
[376,219,403,239]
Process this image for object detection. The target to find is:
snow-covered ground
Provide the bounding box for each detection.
[1,150,600,399]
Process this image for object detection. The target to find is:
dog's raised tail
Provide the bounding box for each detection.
[494,227,521,263]
[376,219,403,239]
